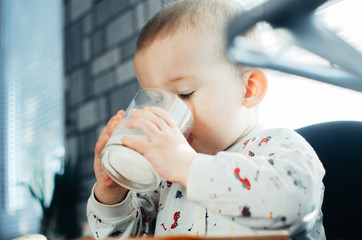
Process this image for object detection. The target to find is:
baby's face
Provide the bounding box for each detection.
[134,28,252,154]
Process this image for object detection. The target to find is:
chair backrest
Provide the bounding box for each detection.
[296,121,362,240]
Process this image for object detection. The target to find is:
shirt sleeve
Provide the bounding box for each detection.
[86,184,160,238]
[186,128,325,236]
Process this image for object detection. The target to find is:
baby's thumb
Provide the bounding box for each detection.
[95,135,109,158]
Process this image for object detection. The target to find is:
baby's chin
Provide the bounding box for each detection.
[190,136,236,155]
[191,142,222,155]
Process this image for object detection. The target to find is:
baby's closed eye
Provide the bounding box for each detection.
[178,91,194,100]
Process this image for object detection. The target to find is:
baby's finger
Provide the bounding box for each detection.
[97,120,116,142]
[104,111,125,136]
[121,135,149,156]
[125,118,160,139]
[95,135,109,157]
[98,126,108,140]
[96,111,124,149]
[106,118,121,136]
[145,106,177,128]
[130,108,168,130]
[106,114,121,128]
[106,110,125,126]
[117,110,125,116]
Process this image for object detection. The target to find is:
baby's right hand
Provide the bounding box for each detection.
[93,110,129,205]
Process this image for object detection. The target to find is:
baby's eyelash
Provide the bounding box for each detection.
[179,91,194,100]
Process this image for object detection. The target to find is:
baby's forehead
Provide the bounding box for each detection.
[138,24,224,58]
[135,28,242,82]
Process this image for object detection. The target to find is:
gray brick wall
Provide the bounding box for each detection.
[63,0,164,235]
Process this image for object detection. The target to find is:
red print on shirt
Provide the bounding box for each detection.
[234,168,251,190]
[171,211,181,229]
[243,137,256,148]
[259,136,271,146]
[161,223,167,231]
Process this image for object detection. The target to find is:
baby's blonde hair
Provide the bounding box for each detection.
[136,0,261,64]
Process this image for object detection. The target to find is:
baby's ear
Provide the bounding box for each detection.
[242,70,267,108]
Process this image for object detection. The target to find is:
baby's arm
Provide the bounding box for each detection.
[87,111,159,238]
[87,186,159,238]
[186,128,325,236]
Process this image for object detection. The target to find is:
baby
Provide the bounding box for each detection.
[87,0,325,239]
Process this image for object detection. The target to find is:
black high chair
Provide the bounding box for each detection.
[296,121,362,240]
[226,0,362,239]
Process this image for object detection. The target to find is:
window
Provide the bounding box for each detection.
[0,0,64,239]
[258,0,362,129]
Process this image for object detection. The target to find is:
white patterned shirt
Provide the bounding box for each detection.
[87,126,325,239]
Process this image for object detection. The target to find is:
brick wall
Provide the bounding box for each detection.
[63,0,164,231]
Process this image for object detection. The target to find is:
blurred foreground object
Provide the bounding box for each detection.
[227,0,362,92]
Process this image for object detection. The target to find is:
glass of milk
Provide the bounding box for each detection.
[100,88,193,192]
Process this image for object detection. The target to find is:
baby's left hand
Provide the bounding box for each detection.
[122,106,196,187]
